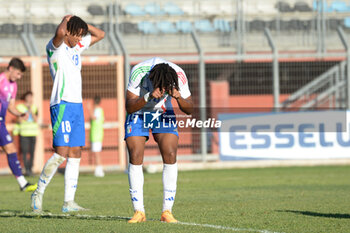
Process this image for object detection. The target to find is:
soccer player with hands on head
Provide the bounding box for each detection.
[31,15,105,213]
[125,57,193,223]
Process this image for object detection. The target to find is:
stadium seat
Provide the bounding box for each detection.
[275,1,294,12]
[176,20,192,33]
[214,19,231,33]
[40,23,57,34]
[124,3,145,16]
[138,21,158,34]
[120,22,139,34]
[144,3,164,16]
[87,4,104,16]
[294,1,312,12]
[1,23,22,34]
[194,20,215,33]
[331,1,350,12]
[344,17,350,28]
[163,2,184,16]
[249,19,266,31]
[157,21,178,34]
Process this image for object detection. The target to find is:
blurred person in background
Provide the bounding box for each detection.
[0,58,37,192]
[13,91,39,176]
[89,95,105,177]
[31,15,105,213]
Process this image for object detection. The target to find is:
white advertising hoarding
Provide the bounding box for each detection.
[219,111,350,160]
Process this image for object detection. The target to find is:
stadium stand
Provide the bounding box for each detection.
[294,1,312,11]
[120,22,139,34]
[344,17,350,28]
[138,21,158,34]
[124,3,145,16]
[195,19,215,33]
[157,21,178,34]
[330,0,350,12]
[144,2,165,16]
[163,2,184,16]
[249,19,266,31]
[0,0,349,55]
[275,1,294,12]
[176,20,193,33]
[214,19,231,33]
[87,4,105,16]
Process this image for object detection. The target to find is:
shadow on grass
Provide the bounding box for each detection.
[277,210,350,219]
[0,210,130,222]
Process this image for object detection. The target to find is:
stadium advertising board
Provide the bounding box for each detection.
[218,111,350,160]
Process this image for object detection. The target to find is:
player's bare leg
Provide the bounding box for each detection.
[126,136,147,223]
[154,133,179,223]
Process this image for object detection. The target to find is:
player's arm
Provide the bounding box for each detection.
[88,24,105,47]
[169,89,194,115]
[125,88,164,114]
[53,15,72,48]
[8,99,26,118]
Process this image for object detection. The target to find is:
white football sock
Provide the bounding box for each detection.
[64,158,81,202]
[128,163,145,212]
[162,163,178,212]
[37,153,66,194]
[17,175,27,188]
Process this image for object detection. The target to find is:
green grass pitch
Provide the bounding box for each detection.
[0,165,349,233]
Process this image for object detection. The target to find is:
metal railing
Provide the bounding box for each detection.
[282,61,347,110]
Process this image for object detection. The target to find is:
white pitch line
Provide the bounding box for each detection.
[0,212,284,233]
[176,221,283,233]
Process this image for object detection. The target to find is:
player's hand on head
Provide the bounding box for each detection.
[63,15,73,22]
[151,88,165,99]
[169,88,181,100]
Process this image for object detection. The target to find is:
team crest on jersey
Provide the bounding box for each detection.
[127,125,132,134]
[64,134,69,143]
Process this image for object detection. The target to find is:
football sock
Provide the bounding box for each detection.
[37,153,66,194]
[7,152,23,177]
[128,163,145,212]
[64,158,81,202]
[162,163,178,212]
[17,175,27,188]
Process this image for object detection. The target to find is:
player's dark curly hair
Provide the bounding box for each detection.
[67,16,88,37]
[149,63,179,93]
[8,57,26,72]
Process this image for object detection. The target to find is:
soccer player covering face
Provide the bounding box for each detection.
[125,57,193,223]
[0,58,37,192]
[31,15,105,213]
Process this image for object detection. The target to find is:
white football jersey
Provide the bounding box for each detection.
[47,34,91,106]
[127,57,191,113]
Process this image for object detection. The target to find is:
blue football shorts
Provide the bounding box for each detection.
[124,110,179,140]
[50,101,85,147]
